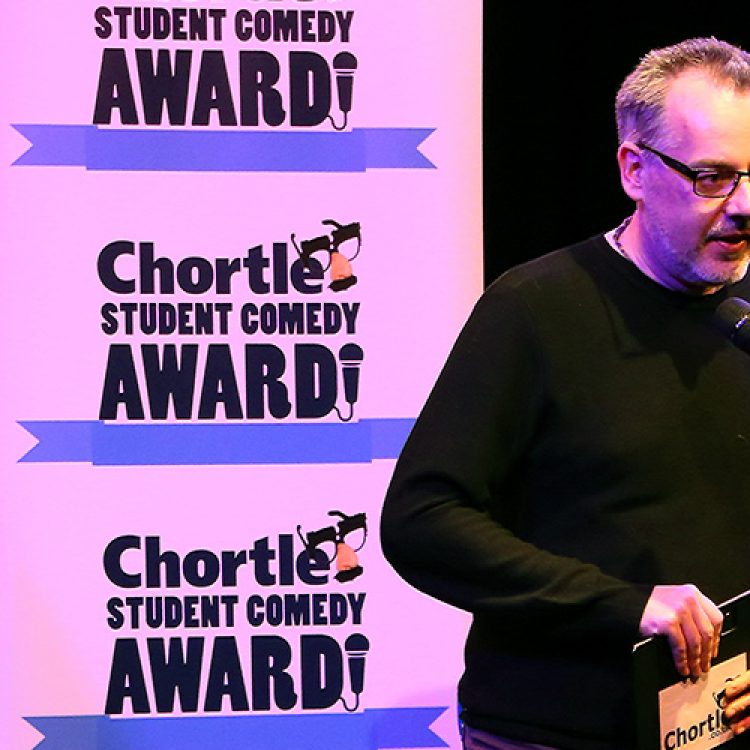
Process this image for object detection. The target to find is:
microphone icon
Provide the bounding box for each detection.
[339,633,370,712]
[334,343,364,422]
[328,52,358,131]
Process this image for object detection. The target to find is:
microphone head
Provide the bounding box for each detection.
[333,52,358,73]
[714,296,750,353]
[339,343,364,364]
[344,633,370,653]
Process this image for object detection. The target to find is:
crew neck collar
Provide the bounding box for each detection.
[594,233,737,311]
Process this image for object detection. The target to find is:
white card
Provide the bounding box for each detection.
[658,652,747,750]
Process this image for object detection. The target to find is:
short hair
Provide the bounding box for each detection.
[615,37,750,146]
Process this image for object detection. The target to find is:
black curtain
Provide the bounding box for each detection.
[482,3,750,286]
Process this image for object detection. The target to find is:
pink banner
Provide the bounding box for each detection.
[0,2,482,749]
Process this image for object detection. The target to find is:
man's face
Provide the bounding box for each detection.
[637,71,750,293]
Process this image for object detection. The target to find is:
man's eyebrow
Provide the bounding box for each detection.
[690,158,741,170]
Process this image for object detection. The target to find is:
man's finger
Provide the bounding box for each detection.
[666,619,690,677]
[698,591,724,661]
[725,672,750,700]
[725,690,750,736]
[687,595,721,673]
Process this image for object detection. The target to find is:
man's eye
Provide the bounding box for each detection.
[697,171,736,186]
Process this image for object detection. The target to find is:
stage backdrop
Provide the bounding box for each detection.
[0,2,482,749]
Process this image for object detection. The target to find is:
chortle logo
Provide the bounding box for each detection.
[101,529,371,716]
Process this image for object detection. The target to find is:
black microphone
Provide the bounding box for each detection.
[333,343,364,421]
[345,633,369,694]
[328,52,358,131]
[714,297,750,353]
[339,633,370,712]
[333,52,358,113]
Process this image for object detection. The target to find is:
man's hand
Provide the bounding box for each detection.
[723,672,750,736]
[639,584,723,677]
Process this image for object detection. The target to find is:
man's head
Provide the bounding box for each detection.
[615,38,750,294]
[616,37,750,146]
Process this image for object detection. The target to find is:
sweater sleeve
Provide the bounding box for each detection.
[380,280,649,644]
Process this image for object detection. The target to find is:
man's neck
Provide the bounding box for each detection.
[610,213,724,296]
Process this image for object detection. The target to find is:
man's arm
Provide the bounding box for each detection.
[381,282,648,643]
[383,281,728,676]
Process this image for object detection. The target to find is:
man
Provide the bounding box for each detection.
[380,37,750,749]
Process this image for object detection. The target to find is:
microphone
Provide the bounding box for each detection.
[328,52,358,131]
[334,343,364,422]
[714,297,750,353]
[339,633,370,712]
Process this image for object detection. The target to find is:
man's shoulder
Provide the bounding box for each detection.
[486,234,608,300]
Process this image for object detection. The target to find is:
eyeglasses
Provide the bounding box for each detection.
[637,142,750,198]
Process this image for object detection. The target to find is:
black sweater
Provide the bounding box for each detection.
[381,235,750,749]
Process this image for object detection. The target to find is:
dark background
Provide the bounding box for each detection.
[482,3,750,287]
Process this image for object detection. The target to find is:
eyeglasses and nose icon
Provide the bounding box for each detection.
[297,510,368,582]
[291,220,362,292]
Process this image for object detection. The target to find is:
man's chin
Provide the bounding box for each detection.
[697,257,750,287]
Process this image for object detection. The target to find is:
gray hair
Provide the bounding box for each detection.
[615,37,750,146]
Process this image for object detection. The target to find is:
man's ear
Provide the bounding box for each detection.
[617,141,645,202]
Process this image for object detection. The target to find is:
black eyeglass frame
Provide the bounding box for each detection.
[637,141,750,198]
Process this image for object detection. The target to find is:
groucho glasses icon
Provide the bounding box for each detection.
[291,219,362,292]
[297,510,367,582]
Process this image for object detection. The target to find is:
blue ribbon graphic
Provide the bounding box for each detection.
[25,708,449,750]
[11,125,436,172]
[17,418,415,465]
